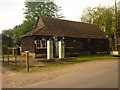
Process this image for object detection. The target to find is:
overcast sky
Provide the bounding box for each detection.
[0,0,120,33]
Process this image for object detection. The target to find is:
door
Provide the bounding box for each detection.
[90,39,97,54]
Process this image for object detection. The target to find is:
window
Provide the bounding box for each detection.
[35,40,47,49]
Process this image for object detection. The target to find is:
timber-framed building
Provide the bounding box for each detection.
[20,16,109,58]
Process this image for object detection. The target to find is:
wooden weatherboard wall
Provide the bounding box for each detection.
[21,36,35,53]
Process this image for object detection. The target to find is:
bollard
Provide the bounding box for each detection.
[25,51,29,72]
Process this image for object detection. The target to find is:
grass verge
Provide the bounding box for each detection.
[0,54,24,58]
[2,55,118,72]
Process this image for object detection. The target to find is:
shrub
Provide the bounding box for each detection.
[2,45,12,54]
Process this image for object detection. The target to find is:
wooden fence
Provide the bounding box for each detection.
[2,51,30,72]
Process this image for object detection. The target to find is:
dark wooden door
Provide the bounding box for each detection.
[90,39,97,54]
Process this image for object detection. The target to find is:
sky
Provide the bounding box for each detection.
[0,0,120,33]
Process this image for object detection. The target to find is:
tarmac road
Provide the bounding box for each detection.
[30,62,118,88]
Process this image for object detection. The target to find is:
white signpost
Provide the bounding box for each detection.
[47,40,53,60]
[59,40,65,60]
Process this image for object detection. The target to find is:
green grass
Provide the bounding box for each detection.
[2,55,118,72]
[0,54,24,58]
[25,55,118,72]
[69,55,118,62]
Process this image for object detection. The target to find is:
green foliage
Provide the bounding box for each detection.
[2,46,8,54]
[2,30,14,46]
[118,10,120,36]
[81,6,116,38]
[2,29,14,38]
[1,34,14,47]
[2,45,12,54]
[24,1,64,21]
[13,20,36,43]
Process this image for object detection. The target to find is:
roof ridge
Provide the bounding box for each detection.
[40,16,97,26]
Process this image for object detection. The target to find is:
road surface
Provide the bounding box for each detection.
[29,62,118,88]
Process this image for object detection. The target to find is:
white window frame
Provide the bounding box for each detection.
[35,40,47,49]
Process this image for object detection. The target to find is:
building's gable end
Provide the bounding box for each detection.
[37,17,45,28]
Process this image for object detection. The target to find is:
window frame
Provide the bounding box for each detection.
[35,39,47,49]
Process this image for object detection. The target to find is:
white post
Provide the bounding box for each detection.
[59,40,65,60]
[47,40,53,60]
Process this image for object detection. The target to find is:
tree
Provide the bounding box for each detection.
[13,20,36,44]
[2,29,14,38]
[13,1,63,44]
[118,9,120,37]
[81,6,118,50]
[2,29,14,46]
[24,1,63,21]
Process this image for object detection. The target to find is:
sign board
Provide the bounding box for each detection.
[47,40,53,60]
[59,40,65,59]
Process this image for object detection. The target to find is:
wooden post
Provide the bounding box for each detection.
[14,54,17,67]
[7,52,9,64]
[25,51,29,72]
[2,53,4,62]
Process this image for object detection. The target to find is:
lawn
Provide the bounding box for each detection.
[0,54,24,58]
[2,55,118,72]
[69,55,118,62]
